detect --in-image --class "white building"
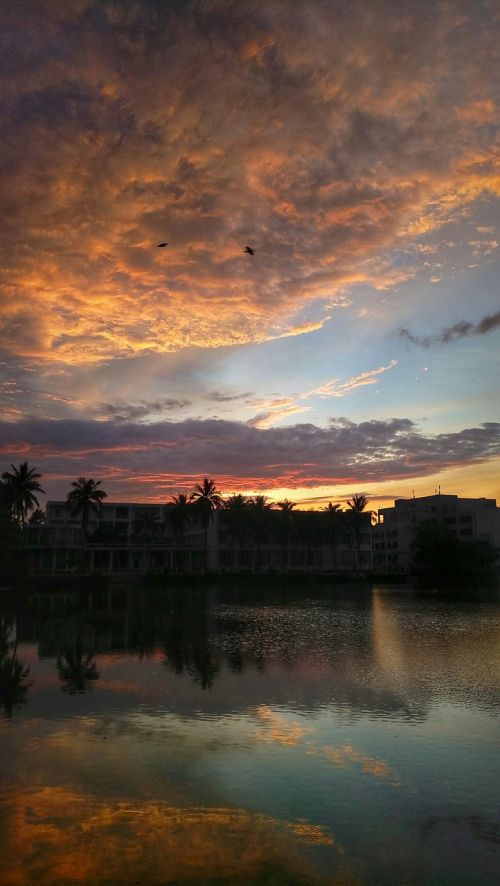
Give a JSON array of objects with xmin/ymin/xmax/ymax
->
[
  {"xmin": 24, "ymin": 500, "xmax": 373, "ymax": 576},
  {"xmin": 372, "ymin": 494, "xmax": 500, "ymax": 573}
]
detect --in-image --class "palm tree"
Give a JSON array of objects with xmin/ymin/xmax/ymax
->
[
  {"xmin": 167, "ymin": 493, "xmax": 192, "ymax": 571},
  {"xmin": 323, "ymin": 502, "xmax": 342, "ymax": 571},
  {"xmin": 1, "ymin": 462, "xmax": 45, "ymax": 529},
  {"xmin": 248, "ymin": 495, "xmax": 273, "ymax": 571},
  {"xmin": 190, "ymin": 478, "xmax": 223, "ymax": 569},
  {"xmin": 346, "ymin": 493, "xmax": 371, "ymax": 570},
  {"xmin": 276, "ymin": 500, "xmax": 296, "ymax": 571},
  {"xmin": 223, "ymin": 494, "xmax": 250, "ymax": 569},
  {"xmin": 66, "ymin": 478, "xmax": 107, "ymax": 558},
  {"xmin": 132, "ymin": 508, "xmax": 163, "ymax": 571}
]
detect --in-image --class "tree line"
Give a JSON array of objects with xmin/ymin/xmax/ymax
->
[{"xmin": 0, "ymin": 463, "xmax": 371, "ymax": 563}]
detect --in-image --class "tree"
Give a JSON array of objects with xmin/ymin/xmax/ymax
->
[
  {"xmin": 167, "ymin": 493, "xmax": 192, "ymax": 571},
  {"xmin": 190, "ymin": 478, "xmax": 223, "ymax": 569},
  {"xmin": 248, "ymin": 495, "xmax": 273, "ymax": 571},
  {"xmin": 346, "ymin": 493, "xmax": 371, "ymax": 570},
  {"xmin": 66, "ymin": 478, "xmax": 107, "ymax": 557},
  {"xmin": 411, "ymin": 521, "xmax": 498, "ymax": 589},
  {"xmin": 323, "ymin": 502, "xmax": 342, "ymax": 571},
  {"xmin": 275, "ymin": 500, "xmax": 296, "ymax": 570},
  {"xmin": 223, "ymin": 494, "xmax": 250, "ymax": 569},
  {"xmin": 132, "ymin": 508, "xmax": 163, "ymax": 572},
  {"xmin": 346, "ymin": 493, "xmax": 369, "ymax": 514},
  {"xmin": 1, "ymin": 462, "xmax": 45, "ymax": 529}
]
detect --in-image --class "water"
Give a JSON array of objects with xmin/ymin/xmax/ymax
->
[{"xmin": 1, "ymin": 583, "xmax": 499, "ymax": 885}]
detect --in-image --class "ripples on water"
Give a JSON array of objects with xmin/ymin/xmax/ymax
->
[{"xmin": 0, "ymin": 583, "xmax": 499, "ymax": 885}]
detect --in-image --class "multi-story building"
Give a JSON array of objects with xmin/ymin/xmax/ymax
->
[
  {"xmin": 372, "ymin": 494, "xmax": 500, "ymax": 573},
  {"xmin": 24, "ymin": 500, "xmax": 373, "ymax": 576}
]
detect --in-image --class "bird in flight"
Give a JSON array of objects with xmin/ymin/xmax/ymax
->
[
  {"xmin": 157, "ymin": 242, "xmax": 168, "ymax": 247},
  {"xmin": 244, "ymin": 246, "xmax": 255, "ymax": 255}
]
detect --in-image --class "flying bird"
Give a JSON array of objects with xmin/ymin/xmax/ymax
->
[
  {"xmin": 244, "ymin": 246, "xmax": 255, "ymax": 255},
  {"xmin": 157, "ymin": 242, "xmax": 168, "ymax": 247}
]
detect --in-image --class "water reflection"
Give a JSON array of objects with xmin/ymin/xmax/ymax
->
[
  {"xmin": 0, "ymin": 615, "xmax": 31, "ymax": 717},
  {"xmin": 0, "ymin": 785, "xmax": 341, "ymax": 886},
  {"xmin": 57, "ymin": 632, "xmax": 99, "ymax": 695},
  {"xmin": 10, "ymin": 584, "xmax": 500, "ymax": 716},
  {"xmin": 0, "ymin": 584, "xmax": 499, "ymax": 885}
]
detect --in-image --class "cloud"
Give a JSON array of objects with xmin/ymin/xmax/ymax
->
[
  {"xmin": 0, "ymin": 415, "xmax": 498, "ymax": 500},
  {"xmin": 245, "ymin": 361, "xmax": 398, "ymax": 427},
  {"xmin": 0, "ymin": 1, "xmax": 498, "ymax": 363},
  {"xmin": 208, "ymin": 390, "xmax": 253, "ymax": 403},
  {"xmin": 302, "ymin": 360, "xmax": 398, "ymax": 398},
  {"xmin": 397, "ymin": 311, "xmax": 500, "ymax": 346},
  {"xmin": 247, "ymin": 404, "xmax": 311, "ymax": 429},
  {"xmin": 93, "ymin": 398, "xmax": 191, "ymax": 422}
]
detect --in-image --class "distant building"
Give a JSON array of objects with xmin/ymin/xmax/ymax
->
[
  {"xmin": 24, "ymin": 500, "xmax": 373, "ymax": 576},
  {"xmin": 372, "ymin": 494, "xmax": 500, "ymax": 573}
]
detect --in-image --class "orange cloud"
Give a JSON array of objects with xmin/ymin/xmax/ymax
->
[{"xmin": 0, "ymin": 2, "xmax": 498, "ymax": 365}]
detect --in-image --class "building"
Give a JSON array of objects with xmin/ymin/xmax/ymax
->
[
  {"xmin": 24, "ymin": 500, "xmax": 373, "ymax": 576},
  {"xmin": 372, "ymin": 494, "xmax": 500, "ymax": 573}
]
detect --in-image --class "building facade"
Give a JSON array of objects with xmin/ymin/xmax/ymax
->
[
  {"xmin": 372, "ymin": 494, "xmax": 500, "ymax": 573},
  {"xmin": 24, "ymin": 500, "xmax": 373, "ymax": 576}
]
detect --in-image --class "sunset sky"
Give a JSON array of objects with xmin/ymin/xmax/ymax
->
[{"xmin": 1, "ymin": 0, "xmax": 499, "ymax": 509}]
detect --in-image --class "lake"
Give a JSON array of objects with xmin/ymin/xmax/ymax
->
[{"xmin": 0, "ymin": 583, "xmax": 499, "ymax": 885}]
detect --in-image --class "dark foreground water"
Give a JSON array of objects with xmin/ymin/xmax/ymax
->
[{"xmin": 0, "ymin": 583, "xmax": 499, "ymax": 885}]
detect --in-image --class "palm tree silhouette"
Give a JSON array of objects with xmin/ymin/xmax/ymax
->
[
  {"xmin": 132, "ymin": 508, "xmax": 163, "ymax": 571},
  {"xmin": 190, "ymin": 478, "xmax": 223, "ymax": 569},
  {"xmin": 66, "ymin": 478, "xmax": 107, "ymax": 558},
  {"xmin": 167, "ymin": 493, "xmax": 192, "ymax": 571},
  {"xmin": 323, "ymin": 502, "xmax": 342, "ymax": 571},
  {"xmin": 346, "ymin": 493, "xmax": 371, "ymax": 570},
  {"xmin": 223, "ymin": 494, "xmax": 250, "ymax": 569},
  {"xmin": 248, "ymin": 495, "xmax": 273, "ymax": 571},
  {"xmin": 1, "ymin": 462, "xmax": 45, "ymax": 530},
  {"xmin": 276, "ymin": 500, "xmax": 296, "ymax": 570}
]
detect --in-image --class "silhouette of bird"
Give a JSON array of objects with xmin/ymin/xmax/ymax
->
[
  {"xmin": 244, "ymin": 246, "xmax": 255, "ymax": 255},
  {"xmin": 157, "ymin": 242, "xmax": 168, "ymax": 247}
]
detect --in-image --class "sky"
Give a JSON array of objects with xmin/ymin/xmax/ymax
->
[{"xmin": 0, "ymin": 0, "xmax": 499, "ymax": 510}]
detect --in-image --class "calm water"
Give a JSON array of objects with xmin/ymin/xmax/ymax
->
[{"xmin": 0, "ymin": 583, "xmax": 499, "ymax": 885}]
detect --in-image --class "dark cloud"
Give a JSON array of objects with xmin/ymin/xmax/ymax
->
[
  {"xmin": 208, "ymin": 391, "xmax": 253, "ymax": 403},
  {"xmin": 397, "ymin": 311, "xmax": 500, "ymax": 347},
  {"xmin": 95, "ymin": 398, "xmax": 191, "ymax": 422},
  {"xmin": 0, "ymin": 416, "xmax": 498, "ymax": 499}
]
